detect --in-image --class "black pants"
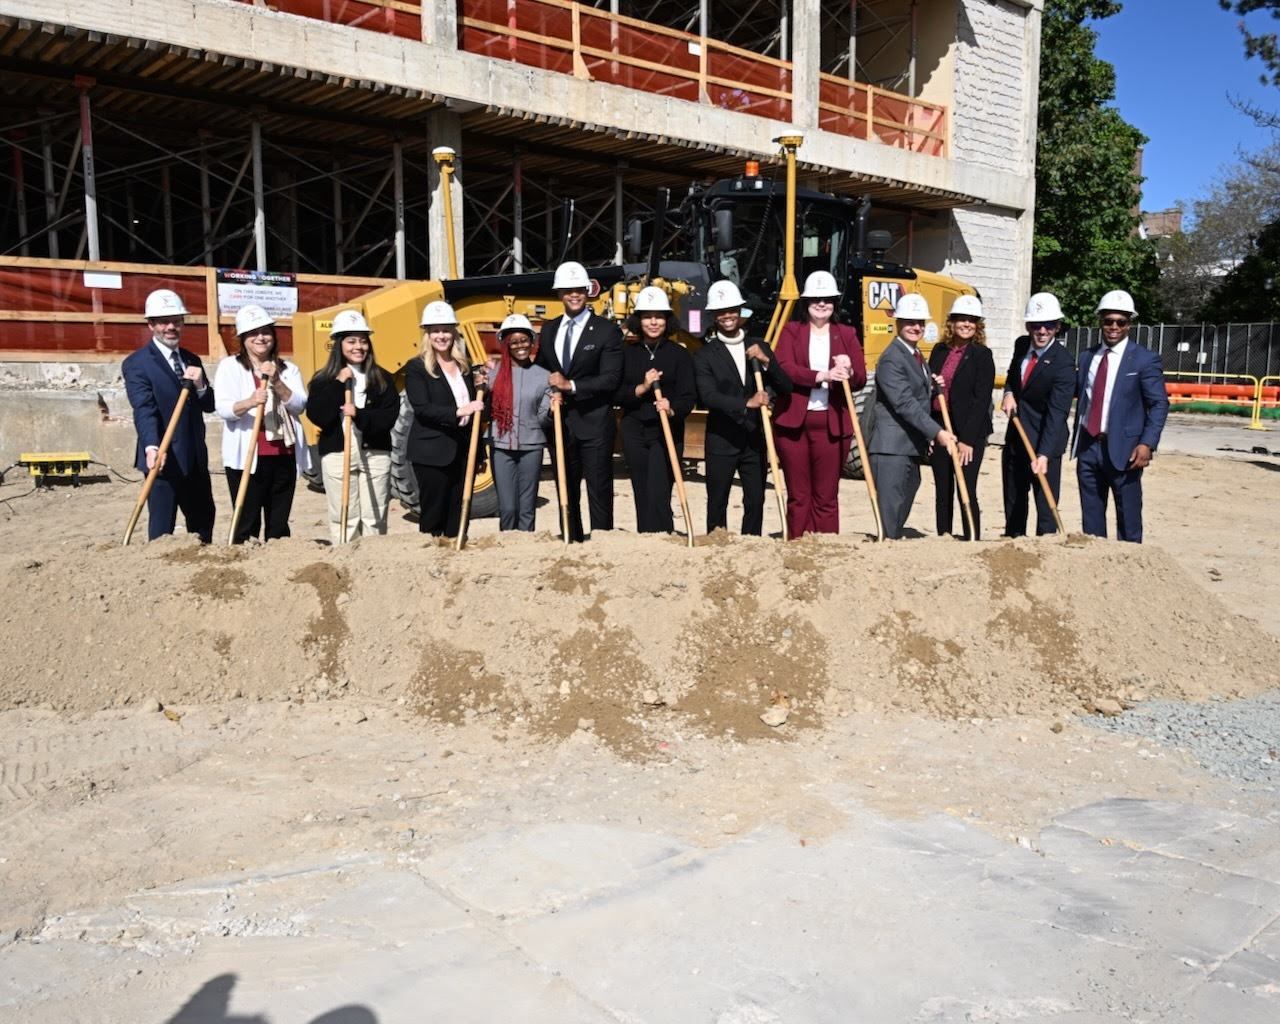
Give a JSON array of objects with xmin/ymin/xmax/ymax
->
[
  {"xmin": 148, "ymin": 466, "xmax": 215, "ymax": 543},
  {"xmin": 548, "ymin": 420, "xmax": 615, "ymax": 542},
  {"xmin": 224, "ymin": 453, "xmax": 296, "ymax": 544},
  {"xmin": 414, "ymin": 450, "xmax": 467, "ymax": 537},
  {"xmin": 930, "ymin": 441, "xmax": 985, "ymax": 539},
  {"xmin": 1001, "ymin": 444, "xmax": 1061, "ymax": 536},
  {"xmin": 620, "ymin": 415, "xmax": 681, "ymax": 534},
  {"xmin": 705, "ymin": 446, "xmax": 766, "ymax": 536}
]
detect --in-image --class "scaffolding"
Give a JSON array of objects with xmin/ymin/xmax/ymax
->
[{"xmin": 1, "ymin": 3, "xmax": 942, "ymax": 293}]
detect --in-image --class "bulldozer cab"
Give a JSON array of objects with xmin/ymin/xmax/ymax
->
[{"xmin": 680, "ymin": 177, "xmax": 858, "ymax": 339}]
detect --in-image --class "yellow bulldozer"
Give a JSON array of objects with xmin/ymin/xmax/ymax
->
[{"xmin": 292, "ymin": 140, "xmax": 976, "ymax": 516}]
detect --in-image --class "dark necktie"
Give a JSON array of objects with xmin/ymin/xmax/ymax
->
[
  {"xmin": 914, "ymin": 348, "xmax": 926, "ymax": 378},
  {"xmin": 169, "ymin": 350, "xmax": 184, "ymax": 376},
  {"xmin": 1022, "ymin": 350, "xmax": 1038, "ymax": 387},
  {"xmin": 1086, "ymin": 349, "xmax": 1110, "ymax": 436},
  {"xmin": 560, "ymin": 319, "xmax": 575, "ymax": 374}
]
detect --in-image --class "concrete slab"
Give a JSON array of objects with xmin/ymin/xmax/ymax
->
[{"xmin": 3, "ymin": 795, "xmax": 1280, "ymax": 1022}]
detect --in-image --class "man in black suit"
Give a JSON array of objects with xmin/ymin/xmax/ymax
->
[
  {"xmin": 1000, "ymin": 292, "xmax": 1077, "ymax": 536},
  {"xmin": 692, "ymin": 280, "xmax": 792, "ymax": 536},
  {"xmin": 122, "ymin": 288, "xmax": 216, "ymax": 542},
  {"xmin": 536, "ymin": 261, "xmax": 624, "ymax": 542}
]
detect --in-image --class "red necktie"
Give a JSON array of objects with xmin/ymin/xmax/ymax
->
[
  {"xmin": 914, "ymin": 349, "xmax": 925, "ymax": 375},
  {"xmin": 1021, "ymin": 350, "xmax": 1037, "ymax": 387},
  {"xmin": 1086, "ymin": 349, "xmax": 1110, "ymax": 436}
]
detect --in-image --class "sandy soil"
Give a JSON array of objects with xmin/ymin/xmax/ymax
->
[{"xmin": 1, "ymin": 415, "xmax": 1279, "ymax": 970}]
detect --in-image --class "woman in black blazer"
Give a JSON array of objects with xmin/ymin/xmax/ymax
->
[
  {"xmin": 928, "ymin": 296, "xmax": 996, "ymax": 539},
  {"xmin": 404, "ymin": 300, "xmax": 485, "ymax": 537},
  {"xmin": 305, "ymin": 312, "xmax": 400, "ymax": 543}
]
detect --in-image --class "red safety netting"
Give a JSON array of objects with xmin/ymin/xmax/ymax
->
[
  {"xmin": 463, "ymin": 0, "xmax": 791, "ymax": 121},
  {"xmin": 819, "ymin": 78, "xmax": 870, "ymax": 139},
  {"xmin": 0, "ymin": 269, "xmax": 207, "ymax": 317},
  {"xmin": 819, "ymin": 79, "xmax": 946, "ymax": 156},
  {"xmin": 578, "ymin": 14, "xmax": 698, "ymax": 99},
  {"xmin": 706, "ymin": 49, "xmax": 790, "ymax": 122},
  {"xmin": 255, "ymin": 0, "xmax": 421, "ymax": 41},
  {"xmin": 0, "ymin": 267, "xmax": 387, "ymax": 358},
  {"xmin": 463, "ymin": 0, "xmax": 575, "ymax": 75}
]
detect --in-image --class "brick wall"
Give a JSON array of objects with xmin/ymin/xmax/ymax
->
[{"xmin": 951, "ymin": 0, "xmax": 1034, "ymax": 176}]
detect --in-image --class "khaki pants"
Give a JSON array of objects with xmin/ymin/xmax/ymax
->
[{"xmin": 320, "ymin": 450, "xmax": 391, "ymax": 544}]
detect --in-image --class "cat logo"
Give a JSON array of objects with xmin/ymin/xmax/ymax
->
[{"xmin": 866, "ymin": 280, "xmax": 904, "ymax": 311}]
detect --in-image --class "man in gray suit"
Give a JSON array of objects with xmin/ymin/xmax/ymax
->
[{"xmin": 868, "ymin": 293, "xmax": 957, "ymax": 539}]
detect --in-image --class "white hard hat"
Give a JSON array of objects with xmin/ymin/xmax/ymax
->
[
  {"xmin": 234, "ymin": 304, "xmax": 275, "ymax": 336},
  {"xmin": 948, "ymin": 295, "xmax": 984, "ymax": 319},
  {"xmin": 329, "ymin": 309, "xmax": 372, "ymax": 337},
  {"xmin": 893, "ymin": 293, "xmax": 931, "ymax": 320},
  {"xmin": 144, "ymin": 289, "xmax": 188, "ymax": 319},
  {"xmin": 420, "ymin": 300, "xmax": 459, "ymax": 327},
  {"xmin": 1095, "ymin": 289, "xmax": 1137, "ymax": 316},
  {"xmin": 552, "ymin": 261, "xmax": 591, "ymax": 290},
  {"xmin": 1024, "ymin": 292, "xmax": 1064, "ymax": 322},
  {"xmin": 633, "ymin": 286, "xmax": 673, "ymax": 313},
  {"xmin": 705, "ymin": 280, "xmax": 745, "ymax": 311},
  {"xmin": 801, "ymin": 270, "xmax": 840, "ymax": 298},
  {"xmin": 498, "ymin": 313, "xmax": 535, "ymax": 337}
]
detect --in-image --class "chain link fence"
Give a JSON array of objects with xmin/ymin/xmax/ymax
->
[{"xmin": 1059, "ymin": 323, "xmax": 1280, "ymax": 380}]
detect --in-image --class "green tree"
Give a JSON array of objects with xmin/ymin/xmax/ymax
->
[
  {"xmin": 1034, "ymin": 1, "xmax": 1161, "ymax": 322},
  {"xmin": 1155, "ymin": 142, "xmax": 1280, "ymax": 320},
  {"xmin": 1198, "ymin": 215, "xmax": 1280, "ymax": 321},
  {"xmin": 1219, "ymin": 1, "xmax": 1280, "ymax": 85}
]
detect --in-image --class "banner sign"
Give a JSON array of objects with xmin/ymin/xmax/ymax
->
[{"xmin": 216, "ymin": 269, "xmax": 298, "ymax": 319}]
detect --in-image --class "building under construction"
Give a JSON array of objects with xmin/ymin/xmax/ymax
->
[{"xmin": 0, "ymin": 0, "xmax": 1042, "ymax": 363}]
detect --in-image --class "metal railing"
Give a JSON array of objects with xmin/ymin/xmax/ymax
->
[
  {"xmin": 1060, "ymin": 323, "xmax": 1280, "ymax": 380},
  {"xmin": 229, "ymin": 0, "xmax": 949, "ymax": 155}
]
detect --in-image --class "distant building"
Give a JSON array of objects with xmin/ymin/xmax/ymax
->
[{"xmin": 1142, "ymin": 210, "xmax": 1184, "ymax": 240}]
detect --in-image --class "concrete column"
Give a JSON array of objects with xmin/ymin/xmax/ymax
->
[
  {"xmin": 426, "ymin": 109, "xmax": 464, "ymax": 280},
  {"xmin": 790, "ymin": 1, "xmax": 820, "ymax": 129},
  {"xmin": 422, "ymin": 0, "xmax": 458, "ymax": 49},
  {"xmin": 1014, "ymin": 3, "xmax": 1043, "ymax": 313}
]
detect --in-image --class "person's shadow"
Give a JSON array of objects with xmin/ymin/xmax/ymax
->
[{"xmin": 165, "ymin": 974, "xmax": 378, "ymax": 1024}]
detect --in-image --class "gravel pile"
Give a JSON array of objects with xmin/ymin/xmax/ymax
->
[{"xmin": 1086, "ymin": 690, "xmax": 1280, "ymax": 786}]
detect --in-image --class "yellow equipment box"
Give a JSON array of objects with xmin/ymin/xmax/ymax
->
[{"xmin": 18, "ymin": 452, "xmax": 93, "ymax": 486}]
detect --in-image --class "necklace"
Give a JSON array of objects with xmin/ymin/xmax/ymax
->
[{"xmin": 643, "ymin": 342, "xmax": 660, "ymax": 361}]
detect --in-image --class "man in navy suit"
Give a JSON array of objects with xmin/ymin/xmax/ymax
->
[
  {"xmin": 1000, "ymin": 292, "xmax": 1077, "ymax": 536},
  {"xmin": 536, "ymin": 261, "xmax": 623, "ymax": 542},
  {"xmin": 1072, "ymin": 289, "xmax": 1169, "ymax": 543},
  {"xmin": 122, "ymin": 289, "xmax": 216, "ymax": 542}
]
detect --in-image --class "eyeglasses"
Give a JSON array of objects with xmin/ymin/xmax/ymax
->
[
  {"xmin": 1028, "ymin": 321, "xmax": 1058, "ymax": 331},
  {"xmin": 1100, "ymin": 317, "xmax": 1130, "ymax": 327}
]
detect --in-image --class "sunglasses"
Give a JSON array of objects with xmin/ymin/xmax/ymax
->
[
  {"xmin": 1100, "ymin": 317, "xmax": 1130, "ymax": 327},
  {"xmin": 1028, "ymin": 321, "xmax": 1058, "ymax": 331}
]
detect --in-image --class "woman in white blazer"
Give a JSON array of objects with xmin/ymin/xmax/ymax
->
[{"xmin": 214, "ymin": 305, "xmax": 310, "ymax": 543}]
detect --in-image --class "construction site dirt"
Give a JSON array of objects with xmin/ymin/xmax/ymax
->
[{"xmin": 1, "ymin": 412, "xmax": 1278, "ymax": 1022}]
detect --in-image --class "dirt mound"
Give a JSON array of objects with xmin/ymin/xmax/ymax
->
[{"xmin": 3, "ymin": 528, "xmax": 1276, "ymax": 759}]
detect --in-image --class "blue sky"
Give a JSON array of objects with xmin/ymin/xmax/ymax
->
[{"xmin": 1092, "ymin": 0, "xmax": 1280, "ymax": 214}]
